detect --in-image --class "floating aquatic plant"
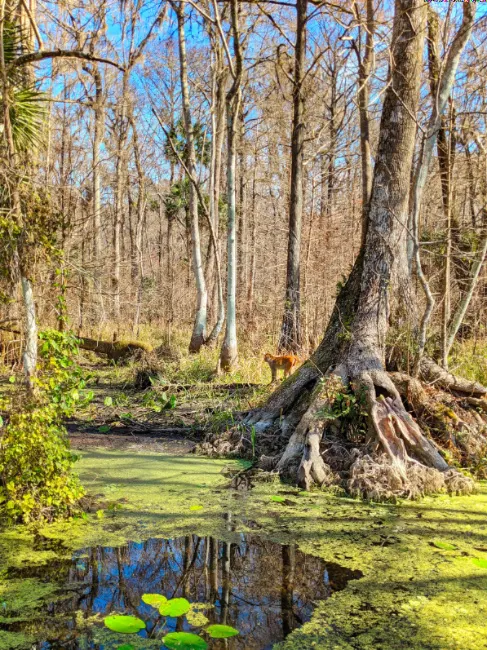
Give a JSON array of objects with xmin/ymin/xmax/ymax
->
[
  {"xmin": 104, "ymin": 614, "xmax": 146, "ymax": 634},
  {"xmin": 104, "ymin": 593, "xmax": 239, "ymax": 647}
]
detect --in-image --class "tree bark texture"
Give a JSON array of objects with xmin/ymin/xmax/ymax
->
[
  {"xmin": 248, "ymin": 0, "xmax": 445, "ymax": 489},
  {"xmin": 219, "ymin": 0, "xmax": 243, "ymax": 372},
  {"xmin": 176, "ymin": 2, "xmax": 208, "ymax": 353},
  {"xmin": 278, "ymin": 0, "xmax": 307, "ymax": 354}
]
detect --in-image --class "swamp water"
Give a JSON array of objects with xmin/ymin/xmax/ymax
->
[
  {"xmin": 4, "ymin": 533, "xmax": 362, "ymax": 649},
  {"xmin": 5, "ymin": 451, "xmax": 487, "ymax": 649}
]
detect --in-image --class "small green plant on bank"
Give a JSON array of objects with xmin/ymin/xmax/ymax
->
[
  {"xmin": 141, "ymin": 390, "xmax": 177, "ymax": 412},
  {"xmin": 0, "ymin": 330, "xmax": 92, "ymax": 524},
  {"xmin": 316, "ymin": 375, "xmax": 368, "ymax": 441}
]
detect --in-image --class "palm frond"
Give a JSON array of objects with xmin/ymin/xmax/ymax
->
[
  {"xmin": 2, "ymin": 20, "xmax": 23, "ymax": 65},
  {"xmin": 9, "ymin": 87, "xmax": 47, "ymax": 152}
]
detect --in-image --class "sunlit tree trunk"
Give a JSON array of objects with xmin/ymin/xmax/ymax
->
[
  {"xmin": 130, "ymin": 116, "xmax": 145, "ymax": 335},
  {"xmin": 112, "ymin": 70, "xmax": 129, "ymax": 323},
  {"xmin": 355, "ymin": 0, "xmax": 375, "ymax": 237},
  {"xmin": 247, "ymin": 162, "xmax": 257, "ymax": 315},
  {"xmin": 176, "ymin": 2, "xmax": 208, "ymax": 352},
  {"xmin": 444, "ymin": 135, "xmax": 487, "ymax": 359},
  {"xmin": 92, "ymin": 65, "xmax": 104, "ymax": 262},
  {"xmin": 249, "ymin": 0, "xmax": 447, "ymax": 489},
  {"xmin": 278, "ymin": 0, "xmax": 307, "ymax": 354},
  {"xmin": 219, "ymin": 0, "xmax": 243, "ymax": 372},
  {"xmin": 21, "ymin": 275, "xmax": 38, "ymax": 390},
  {"xmin": 409, "ymin": 2, "xmax": 476, "ymax": 369},
  {"xmin": 205, "ymin": 31, "xmax": 226, "ymax": 346},
  {"xmin": 220, "ymin": 91, "xmax": 240, "ymax": 370},
  {"xmin": 237, "ymin": 107, "xmax": 247, "ymax": 305}
]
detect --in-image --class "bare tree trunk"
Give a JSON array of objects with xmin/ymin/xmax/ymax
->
[
  {"xmin": 92, "ymin": 65, "xmax": 104, "ymax": 261},
  {"xmin": 205, "ymin": 34, "xmax": 226, "ymax": 345},
  {"xmin": 464, "ymin": 140, "xmax": 477, "ymax": 228},
  {"xmin": 176, "ymin": 1, "xmax": 208, "ymax": 352},
  {"xmin": 426, "ymin": 17, "xmax": 459, "ymax": 368},
  {"xmin": 220, "ymin": 92, "xmax": 240, "ymax": 370},
  {"xmin": 302, "ymin": 176, "xmax": 315, "ymax": 348},
  {"xmin": 278, "ymin": 0, "xmax": 307, "ymax": 354},
  {"xmin": 129, "ymin": 116, "xmax": 145, "ymax": 335},
  {"xmin": 166, "ymin": 165, "xmax": 175, "ymax": 332},
  {"xmin": 440, "ymin": 101, "xmax": 456, "ymax": 369},
  {"xmin": 237, "ymin": 107, "xmax": 246, "ymax": 305},
  {"xmin": 408, "ymin": 2, "xmax": 476, "ymax": 369},
  {"xmin": 444, "ymin": 135, "xmax": 487, "ymax": 358},
  {"xmin": 21, "ymin": 275, "xmax": 37, "ymax": 386},
  {"xmin": 247, "ymin": 162, "xmax": 257, "ymax": 315},
  {"xmin": 219, "ymin": 0, "xmax": 243, "ymax": 372},
  {"xmin": 112, "ymin": 71, "xmax": 129, "ymax": 323},
  {"xmin": 354, "ymin": 0, "xmax": 375, "ymax": 237},
  {"xmin": 249, "ymin": 0, "xmax": 449, "ymax": 489},
  {"xmin": 326, "ymin": 65, "xmax": 336, "ymax": 219}
]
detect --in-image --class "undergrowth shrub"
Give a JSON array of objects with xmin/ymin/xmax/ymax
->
[
  {"xmin": 450, "ymin": 337, "xmax": 487, "ymax": 387},
  {"xmin": 0, "ymin": 330, "xmax": 91, "ymax": 524}
]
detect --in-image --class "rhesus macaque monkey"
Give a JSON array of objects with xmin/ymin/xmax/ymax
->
[{"xmin": 263, "ymin": 353, "xmax": 300, "ymax": 383}]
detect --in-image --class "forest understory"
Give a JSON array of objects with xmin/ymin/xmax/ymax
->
[
  {"xmin": 2, "ymin": 0, "xmax": 487, "ymax": 648},
  {"xmin": 3, "ymin": 326, "xmax": 487, "ymax": 504}
]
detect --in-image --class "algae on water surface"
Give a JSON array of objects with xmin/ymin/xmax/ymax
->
[{"xmin": 1, "ymin": 450, "xmax": 487, "ymax": 649}]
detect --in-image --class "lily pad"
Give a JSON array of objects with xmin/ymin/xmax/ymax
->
[
  {"xmin": 432, "ymin": 541, "xmax": 457, "ymax": 551},
  {"xmin": 472, "ymin": 558, "xmax": 487, "ymax": 569},
  {"xmin": 270, "ymin": 495, "xmax": 286, "ymax": 503},
  {"xmin": 159, "ymin": 597, "xmax": 191, "ymax": 617},
  {"xmin": 142, "ymin": 593, "xmax": 167, "ymax": 608},
  {"xmin": 206, "ymin": 624, "xmax": 239, "ymax": 638},
  {"xmin": 186, "ymin": 604, "xmax": 209, "ymax": 627},
  {"xmin": 104, "ymin": 614, "xmax": 146, "ymax": 634},
  {"xmin": 117, "ymin": 646, "xmax": 135, "ymax": 650},
  {"xmin": 189, "ymin": 505, "xmax": 203, "ymax": 511},
  {"xmin": 162, "ymin": 632, "xmax": 208, "ymax": 649}
]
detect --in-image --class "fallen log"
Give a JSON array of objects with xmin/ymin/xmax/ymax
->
[
  {"xmin": 419, "ymin": 357, "xmax": 487, "ymax": 397},
  {"xmin": 0, "ymin": 326, "xmax": 152, "ymax": 364},
  {"xmin": 78, "ymin": 337, "xmax": 152, "ymax": 362}
]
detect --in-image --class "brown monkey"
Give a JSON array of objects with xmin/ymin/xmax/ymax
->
[{"xmin": 263, "ymin": 353, "xmax": 300, "ymax": 383}]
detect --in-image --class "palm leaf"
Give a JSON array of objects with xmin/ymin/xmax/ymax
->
[
  {"xmin": 2, "ymin": 20, "xmax": 23, "ymax": 65},
  {"xmin": 9, "ymin": 87, "xmax": 47, "ymax": 152}
]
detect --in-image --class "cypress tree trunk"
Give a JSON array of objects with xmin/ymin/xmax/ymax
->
[
  {"xmin": 278, "ymin": 0, "xmax": 307, "ymax": 354},
  {"xmin": 176, "ymin": 2, "xmax": 208, "ymax": 353},
  {"xmin": 248, "ymin": 0, "xmax": 453, "ymax": 489},
  {"xmin": 219, "ymin": 0, "xmax": 243, "ymax": 372},
  {"xmin": 92, "ymin": 65, "xmax": 104, "ymax": 262}
]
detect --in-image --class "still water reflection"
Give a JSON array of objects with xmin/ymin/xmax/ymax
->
[{"xmin": 19, "ymin": 531, "xmax": 362, "ymax": 649}]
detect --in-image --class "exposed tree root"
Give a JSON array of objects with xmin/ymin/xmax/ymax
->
[
  {"xmin": 419, "ymin": 357, "xmax": 487, "ymax": 397},
  {"xmin": 297, "ymin": 426, "xmax": 337, "ymax": 490},
  {"xmin": 200, "ymin": 358, "xmax": 484, "ymax": 500},
  {"xmin": 348, "ymin": 454, "xmax": 475, "ymax": 501},
  {"xmin": 351, "ymin": 367, "xmax": 448, "ymax": 473},
  {"xmin": 390, "ymin": 372, "xmax": 487, "ymax": 463}
]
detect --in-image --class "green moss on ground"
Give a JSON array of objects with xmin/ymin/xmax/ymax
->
[{"xmin": 1, "ymin": 451, "xmax": 487, "ymax": 649}]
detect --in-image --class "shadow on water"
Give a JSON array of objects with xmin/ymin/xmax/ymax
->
[{"xmin": 7, "ymin": 524, "xmax": 363, "ymax": 650}]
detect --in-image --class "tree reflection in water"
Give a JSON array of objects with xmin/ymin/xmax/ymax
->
[{"xmin": 29, "ymin": 530, "xmax": 362, "ymax": 649}]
